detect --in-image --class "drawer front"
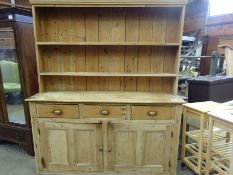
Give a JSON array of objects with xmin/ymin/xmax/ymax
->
[
  {"xmin": 132, "ymin": 106, "xmax": 175, "ymax": 120},
  {"xmin": 37, "ymin": 104, "xmax": 79, "ymax": 118},
  {"xmin": 83, "ymin": 105, "xmax": 126, "ymax": 119}
]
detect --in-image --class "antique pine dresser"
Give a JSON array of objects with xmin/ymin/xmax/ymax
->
[{"xmin": 27, "ymin": 0, "xmax": 187, "ymax": 174}]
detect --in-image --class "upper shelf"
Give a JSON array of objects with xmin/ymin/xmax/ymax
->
[{"xmin": 37, "ymin": 42, "xmax": 180, "ymax": 46}]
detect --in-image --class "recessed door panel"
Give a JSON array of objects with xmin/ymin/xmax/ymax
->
[
  {"xmin": 108, "ymin": 122, "xmax": 172, "ymax": 173},
  {"xmin": 38, "ymin": 120, "xmax": 103, "ymax": 172}
]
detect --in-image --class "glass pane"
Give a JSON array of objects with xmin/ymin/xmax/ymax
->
[{"xmin": 0, "ymin": 27, "xmax": 26, "ymax": 125}]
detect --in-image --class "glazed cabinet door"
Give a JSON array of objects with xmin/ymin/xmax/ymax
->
[
  {"xmin": 107, "ymin": 122, "xmax": 173, "ymax": 174},
  {"xmin": 37, "ymin": 120, "xmax": 103, "ymax": 172}
]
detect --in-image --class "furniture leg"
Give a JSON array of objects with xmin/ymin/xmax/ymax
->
[
  {"xmin": 197, "ymin": 114, "xmax": 205, "ymax": 174},
  {"xmin": 182, "ymin": 108, "xmax": 187, "ymax": 163},
  {"xmin": 205, "ymin": 118, "xmax": 214, "ymax": 175}
]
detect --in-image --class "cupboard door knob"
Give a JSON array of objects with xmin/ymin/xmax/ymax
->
[
  {"xmin": 100, "ymin": 110, "xmax": 110, "ymax": 115},
  {"xmin": 147, "ymin": 111, "xmax": 157, "ymax": 116},
  {"xmin": 99, "ymin": 146, "xmax": 103, "ymax": 151},
  {"xmin": 53, "ymin": 110, "xmax": 62, "ymax": 115},
  {"xmin": 108, "ymin": 147, "xmax": 112, "ymax": 152}
]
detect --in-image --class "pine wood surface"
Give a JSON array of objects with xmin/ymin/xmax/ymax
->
[
  {"xmin": 182, "ymin": 103, "xmax": 232, "ymax": 175},
  {"xmin": 33, "ymin": 7, "xmax": 183, "ymax": 93},
  {"xmin": 205, "ymin": 109, "xmax": 233, "ymax": 175},
  {"xmin": 208, "ymin": 108, "xmax": 233, "ymax": 126},
  {"xmin": 183, "ymin": 101, "xmax": 231, "ymax": 113},
  {"xmin": 219, "ymin": 45, "xmax": 233, "ymax": 76},
  {"xmin": 27, "ymin": 91, "xmax": 184, "ymax": 104},
  {"xmin": 29, "ymin": 1, "xmax": 186, "ymax": 174}
]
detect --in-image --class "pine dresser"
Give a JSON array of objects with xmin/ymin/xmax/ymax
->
[{"xmin": 27, "ymin": 0, "xmax": 187, "ymax": 174}]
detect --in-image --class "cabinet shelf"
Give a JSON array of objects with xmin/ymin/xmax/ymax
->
[
  {"xmin": 37, "ymin": 42, "xmax": 180, "ymax": 46},
  {"xmin": 40, "ymin": 72, "xmax": 178, "ymax": 77}
]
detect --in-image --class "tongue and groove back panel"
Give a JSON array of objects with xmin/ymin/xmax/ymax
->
[{"xmin": 34, "ymin": 7, "xmax": 183, "ymax": 93}]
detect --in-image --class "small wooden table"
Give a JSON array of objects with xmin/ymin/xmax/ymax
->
[
  {"xmin": 182, "ymin": 101, "xmax": 230, "ymax": 175},
  {"xmin": 206, "ymin": 108, "xmax": 233, "ymax": 175}
]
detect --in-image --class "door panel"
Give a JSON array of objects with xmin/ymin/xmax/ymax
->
[
  {"xmin": 38, "ymin": 120, "xmax": 103, "ymax": 172},
  {"xmin": 73, "ymin": 124, "xmax": 103, "ymax": 171},
  {"xmin": 47, "ymin": 129, "xmax": 69, "ymax": 165},
  {"xmin": 107, "ymin": 122, "xmax": 172, "ymax": 173},
  {"xmin": 114, "ymin": 129, "xmax": 137, "ymax": 167}
]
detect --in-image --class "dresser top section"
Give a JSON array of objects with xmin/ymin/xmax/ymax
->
[
  {"xmin": 29, "ymin": 0, "xmax": 188, "ymax": 6},
  {"xmin": 27, "ymin": 92, "xmax": 185, "ymax": 104}
]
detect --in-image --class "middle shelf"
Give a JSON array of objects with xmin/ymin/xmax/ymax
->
[
  {"xmin": 37, "ymin": 42, "xmax": 180, "ymax": 46},
  {"xmin": 39, "ymin": 72, "xmax": 178, "ymax": 77}
]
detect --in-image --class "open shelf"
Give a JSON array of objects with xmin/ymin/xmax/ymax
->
[
  {"xmin": 186, "ymin": 130, "xmax": 227, "ymax": 144},
  {"xmin": 185, "ymin": 143, "xmax": 207, "ymax": 157},
  {"xmin": 213, "ymin": 142, "xmax": 232, "ymax": 160},
  {"xmin": 40, "ymin": 72, "xmax": 178, "ymax": 77},
  {"xmin": 184, "ymin": 156, "xmax": 206, "ymax": 174},
  {"xmin": 212, "ymin": 158, "xmax": 229, "ymax": 175},
  {"xmin": 37, "ymin": 42, "xmax": 180, "ymax": 46}
]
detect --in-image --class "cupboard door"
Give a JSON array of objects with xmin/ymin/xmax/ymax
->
[
  {"xmin": 37, "ymin": 120, "xmax": 103, "ymax": 172},
  {"xmin": 107, "ymin": 123, "xmax": 172, "ymax": 173}
]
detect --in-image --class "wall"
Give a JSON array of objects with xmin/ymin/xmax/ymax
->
[
  {"xmin": 0, "ymin": 0, "xmax": 31, "ymax": 8},
  {"xmin": 184, "ymin": 0, "xmax": 233, "ymax": 48},
  {"xmin": 184, "ymin": 0, "xmax": 208, "ymax": 36}
]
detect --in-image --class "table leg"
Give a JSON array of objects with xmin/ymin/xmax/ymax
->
[
  {"xmin": 198, "ymin": 114, "xmax": 205, "ymax": 174},
  {"xmin": 205, "ymin": 118, "xmax": 214, "ymax": 175},
  {"xmin": 181, "ymin": 108, "xmax": 187, "ymax": 164},
  {"xmin": 229, "ymin": 135, "xmax": 233, "ymax": 175}
]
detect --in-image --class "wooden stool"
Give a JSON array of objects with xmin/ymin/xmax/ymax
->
[
  {"xmin": 182, "ymin": 101, "xmax": 230, "ymax": 175},
  {"xmin": 206, "ymin": 108, "xmax": 233, "ymax": 175}
]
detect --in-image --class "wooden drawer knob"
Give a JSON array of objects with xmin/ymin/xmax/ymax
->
[
  {"xmin": 99, "ymin": 146, "xmax": 103, "ymax": 152},
  {"xmin": 108, "ymin": 147, "xmax": 112, "ymax": 152},
  {"xmin": 100, "ymin": 110, "xmax": 110, "ymax": 115},
  {"xmin": 147, "ymin": 111, "xmax": 157, "ymax": 116},
  {"xmin": 53, "ymin": 110, "xmax": 62, "ymax": 115}
]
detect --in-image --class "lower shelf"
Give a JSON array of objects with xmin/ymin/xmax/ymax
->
[
  {"xmin": 212, "ymin": 158, "xmax": 229, "ymax": 175},
  {"xmin": 185, "ymin": 143, "xmax": 207, "ymax": 157},
  {"xmin": 184, "ymin": 156, "xmax": 206, "ymax": 174},
  {"xmin": 211, "ymin": 142, "xmax": 232, "ymax": 175}
]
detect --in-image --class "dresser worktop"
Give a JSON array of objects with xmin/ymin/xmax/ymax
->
[{"xmin": 27, "ymin": 91, "xmax": 185, "ymax": 104}]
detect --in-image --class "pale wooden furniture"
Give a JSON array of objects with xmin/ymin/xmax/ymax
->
[
  {"xmin": 206, "ymin": 108, "xmax": 233, "ymax": 175},
  {"xmin": 219, "ymin": 45, "xmax": 233, "ymax": 76},
  {"xmin": 181, "ymin": 101, "xmax": 230, "ymax": 175},
  {"xmin": 27, "ymin": 0, "xmax": 187, "ymax": 174}
]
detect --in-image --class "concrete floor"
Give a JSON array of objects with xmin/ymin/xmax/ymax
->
[{"xmin": 0, "ymin": 142, "xmax": 193, "ymax": 175}]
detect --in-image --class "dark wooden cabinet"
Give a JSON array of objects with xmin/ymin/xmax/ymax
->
[{"xmin": 0, "ymin": 7, "xmax": 38, "ymax": 156}]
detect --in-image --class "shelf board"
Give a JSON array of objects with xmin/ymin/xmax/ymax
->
[
  {"xmin": 186, "ymin": 130, "xmax": 227, "ymax": 144},
  {"xmin": 26, "ymin": 91, "xmax": 185, "ymax": 104},
  {"xmin": 213, "ymin": 142, "xmax": 232, "ymax": 160},
  {"xmin": 37, "ymin": 42, "xmax": 180, "ymax": 46},
  {"xmin": 40, "ymin": 72, "xmax": 178, "ymax": 77}
]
